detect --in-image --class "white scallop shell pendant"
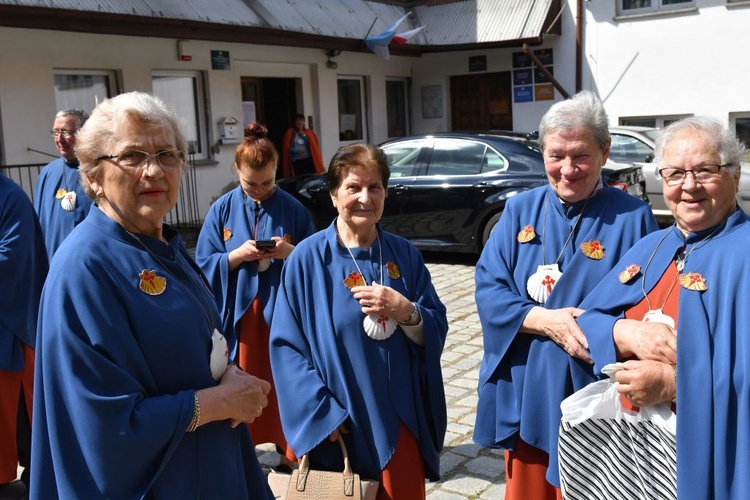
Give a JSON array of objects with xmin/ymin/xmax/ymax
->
[
  {"xmin": 258, "ymin": 258, "xmax": 271, "ymax": 273},
  {"xmin": 643, "ymin": 309, "xmax": 676, "ymax": 330},
  {"xmin": 60, "ymin": 191, "xmax": 76, "ymax": 211},
  {"xmin": 209, "ymin": 328, "xmax": 229, "ymax": 380},
  {"xmin": 526, "ymin": 263, "xmax": 562, "ymax": 304},
  {"xmin": 363, "ymin": 314, "xmax": 397, "ymax": 341}
]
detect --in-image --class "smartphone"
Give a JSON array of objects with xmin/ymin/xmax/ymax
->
[{"xmin": 255, "ymin": 240, "xmax": 275, "ymax": 250}]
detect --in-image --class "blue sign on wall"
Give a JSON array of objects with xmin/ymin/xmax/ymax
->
[
  {"xmin": 513, "ymin": 69, "xmax": 533, "ymax": 86},
  {"xmin": 514, "ymin": 86, "xmax": 533, "ymax": 103}
]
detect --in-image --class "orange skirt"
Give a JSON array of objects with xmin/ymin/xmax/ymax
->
[
  {"xmin": 0, "ymin": 344, "xmax": 33, "ymax": 483},
  {"xmin": 377, "ymin": 423, "xmax": 426, "ymax": 500},
  {"xmin": 504, "ymin": 438, "xmax": 562, "ymax": 500},
  {"xmin": 237, "ymin": 298, "xmax": 295, "ymax": 462}
]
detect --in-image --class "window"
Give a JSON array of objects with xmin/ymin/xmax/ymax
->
[
  {"xmin": 730, "ymin": 114, "xmax": 750, "ymax": 150},
  {"xmin": 610, "ymin": 134, "xmax": 655, "ymax": 164},
  {"xmin": 337, "ymin": 77, "xmax": 366, "ymax": 142},
  {"xmin": 620, "ymin": 116, "xmax": 688, "ymax": 128},
  {"xmin": 382, "ymin": 140, "xmax": 425, "ymax": 178},
  {"xmin": 619, "ymin": 0, "xmax": 693, "ymax": 14},
  {"xmin": 152, "ymin": 71, "xmax": 208, "ymax": 160},
  {"xmin": 386, "ymin": 78, "xmax": 410, "ymax": 139},
  {"xmin": 427, "ymin": 139, "xmax": 486, "ymax": 176},
  {"xmin": 54, "ymin": 70, "xmax": 115, "ymax": 114}
]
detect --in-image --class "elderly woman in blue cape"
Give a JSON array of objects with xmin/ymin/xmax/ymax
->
[
  {"xmin": 270, "ymin": 142, "xmax": 448, "ymax": 499},
  {"xmin": 473, "ymin": 90, "xmax": 658, "ymax": 498},
  {"xmin": 31, "ymin": 91, "xmax": 275, "ymax": 499},
  {"xmin": 576, "ymin": 116, "xmax": 750, "ymax": 498}
]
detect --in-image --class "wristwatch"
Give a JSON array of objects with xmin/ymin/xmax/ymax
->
[{"xmin": 400, "ymin": 302, "xmax": 420, "ymax": 326}]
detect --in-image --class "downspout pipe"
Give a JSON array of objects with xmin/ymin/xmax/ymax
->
[{"xmin": 576, "ymin": 0, "xmax": 583, "ymax": 92}]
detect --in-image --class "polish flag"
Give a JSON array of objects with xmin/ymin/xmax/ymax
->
[
  {"xmin": 365, "ymin": 14, "xmax": 423, "ymax": 60},
  {"xmin": 392, "ymin": 26, "xmax": 424, "ymax": 45}
]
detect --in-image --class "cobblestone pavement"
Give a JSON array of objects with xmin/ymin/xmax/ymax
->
[{"xmin": 258, "ymin": 254, "xmax": 506, "ymax": 499}]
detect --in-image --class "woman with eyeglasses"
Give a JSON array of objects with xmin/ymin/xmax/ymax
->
[
  {"xmin": 31, "ymin": 92, "xmax": 275, "ymax": 499},
  {"xmin": 195, "ymin": 122, "xmax": 315, "ymax": 472},
  {"xmin": 576, "ymin": 116, "xmax": 750, "ymax": 498}
]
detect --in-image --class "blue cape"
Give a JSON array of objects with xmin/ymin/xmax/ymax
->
[
  {"xmin": 270, "ymin": 222, "xmax": 448, "ymax": 481},
  {"xmin": 473, "ymin": 182, "xmax": 658, "ymax": 486},
  {"xmin": 0, "ymin": 174, "xmax": 47, "ymax": 370},
  {"xmin": 195, "ymin": 185, "xmax": 314, "ymax": 347},
  {"xmin": 33, "ymin": 157, "xmax": 93, "ymax": 261},
  {"xmin": 578, "ymin": 209, "xmax": 750, "ymax": 499},
  {"xmin": 31, "ymin": 206, "xmax": 273, "ymax": 499}
]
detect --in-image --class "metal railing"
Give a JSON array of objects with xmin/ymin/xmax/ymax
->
[{"xmin": 1, "ymin": 156, "xmax": 203, "ymax": 245}]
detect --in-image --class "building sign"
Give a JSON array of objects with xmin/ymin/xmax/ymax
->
[
  {"xmin": 421, "ymin": 85, "xmax": 443, "ymax": 119},
  {"xmin": 534, "ymin": 84, "xmax": 555, "ymax": 101},
  {"xmin": 512, "ymin": 49, "xmax": 554, "ymax": 103},
  {"xmin": 513, "ymin": 68, "xmax": 533, "ymax": 86},
  {"xmin": 514, "ymin": 86, "xmax": 533, "ymax": 103},
  {"xmin": 469, "ymin": 55, "xmax": 487, "ymax": 72},
  {"xmin": 211, "ymin": 50, "xmax": 230, "ymax": 70}
]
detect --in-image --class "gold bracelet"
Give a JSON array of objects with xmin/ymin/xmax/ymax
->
[{"xmin": 187, "ymin": 393, "xmax": 201, "ymax": 432}]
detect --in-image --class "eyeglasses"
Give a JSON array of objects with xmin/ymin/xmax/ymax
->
[
  {"xmin": 51, "ymin": 129, "xmax": 77, "ymax": 139},
  {"xmin": 658, "ymin": 164, "xmax": 733, "ymax": 186},
  {"xmin": 97, "ymin": 149, "xmax": 185, "ymax": 170}
]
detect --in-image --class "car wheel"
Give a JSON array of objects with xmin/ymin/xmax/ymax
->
[{"xmin": 481, "ymin": 212, "xmax": 502, "ymax": 248}]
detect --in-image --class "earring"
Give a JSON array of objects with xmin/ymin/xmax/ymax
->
[{"xmin": 96, "ymin": 190, "xmax": 104, "ymax": 199}]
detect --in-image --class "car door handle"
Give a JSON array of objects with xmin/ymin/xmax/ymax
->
[{"xmin": 391, "ymin": 184, "xmax": 408, "ymax": 192}]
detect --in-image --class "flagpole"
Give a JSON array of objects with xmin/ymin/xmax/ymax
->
[{"xmin": 363, "ymin": 17, "xmax": 378, "ymax": 40}]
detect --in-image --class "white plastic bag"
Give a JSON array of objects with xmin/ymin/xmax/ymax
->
[{"xmin": 558, "ymin": 364, "xmax": 676, "ymax": 500}]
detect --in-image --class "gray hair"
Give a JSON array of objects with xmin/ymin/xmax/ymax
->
[
  {"xmin": 75, "ymin": 92, "xmax": 188, "ymax": 199},
  {"xmin": 55, "ymin": 108, "xmax": 89, "ymax": 130},
  {"xmin": 654, "ymin": 116, "xmax": 746, "ymax": 175},
  {"xmin": 538, "ymin": 90, "xmax": 610, "ymax": 152}
]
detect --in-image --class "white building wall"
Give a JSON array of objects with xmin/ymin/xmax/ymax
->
[
  {"xmin": 582, "ymin": 1, "xmax": 750, "ymax": 125},
  {"xmin": 0, "ymin": 26, "xmax": 412, "ymax": 218}
]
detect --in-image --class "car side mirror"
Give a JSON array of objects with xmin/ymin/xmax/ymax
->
[{"xmin": 644, "ymin": 154, "xmax": 654, "ymax": 163}]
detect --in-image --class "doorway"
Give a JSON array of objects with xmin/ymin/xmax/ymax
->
[
  {"xmin": 240, "ymin": 77, "xmax": 300, "ymax": 164},
  {"xmin": 450, "ymin": 72, "xmax": 513, "ymax": 131}
]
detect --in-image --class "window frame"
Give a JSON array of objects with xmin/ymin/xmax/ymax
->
[
  {"xmin": 617, "ymin": 0, "xmax": 694, "ymax": 15},
  {"xmin": 385, "ymin": 77, "xmax": 411, "ymax": 140},
  {"xmin": 336, "ymin": 76, "xmax": 368, "ymax": 145},
  {"xmin": 152, "ymin": 70, "xmax": 209, "ymax": 161},
  {"xmin": 53, "ymin": 69, "xmax": 117, "ymax": 114}
]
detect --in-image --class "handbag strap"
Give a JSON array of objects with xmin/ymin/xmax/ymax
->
[{"xmin": 295, "ymin": 436, "xmax": 357, "ymax": 496}]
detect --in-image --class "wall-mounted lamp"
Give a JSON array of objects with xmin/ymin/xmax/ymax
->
[{"xmin": 326, "ymin": 49, "xmax": 342, "ymax": 70}]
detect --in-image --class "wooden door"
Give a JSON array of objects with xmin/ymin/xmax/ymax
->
[{"xmin": 451, "ymin": 72, "xmax": 512, "ymax": 132}]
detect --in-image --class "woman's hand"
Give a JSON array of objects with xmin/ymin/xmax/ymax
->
[
  {"xmin": 614, "ymin": 359, "xmax": 675, "ymax": 407},
  {"xmin": 197, "ymin": 365, "xmax": 271, "ymax": 428},
  {"xmin": 351, "ymin": 281, "xmax": 413, "ymax": 323},
  {"xmin": 521, "ymin": 306, "xmax": 592, "ymax": 364},
  {"xmin": 256, "ymin": 237, "xmax": 294, "ymax": 261},
  {"xmin": 613, "ymin": 319, "xmax": 676, "ymax": 365}
]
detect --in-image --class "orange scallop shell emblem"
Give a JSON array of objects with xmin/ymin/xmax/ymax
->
[
  {"xmin": 222, "ymin": 227, "xmax": 232, "ymax": 242},
  {"xmin": 517, "ymin": 225, "xmax": 536, "ymax": 243},
  {"xmin": 387, "ymin": 262, "xmax": 401, "ymax": 279},
  {"xmin": 55, "ymin": 188, "xmax": 67, "ymax": 199},
  {"xmin": 283, "ymin": 234, "xmax": 293, "ymax": 244},
  {"xmin": 679, "ymin": 272, "xmax": 707, "ymax": 291},
  {"xmin": 343, "ymin": 272, "xmax": 366, "ymax": 289},
  {"xmin": 580, "ymin": 240, "xmax": 605, "ymax": 260},
  {"xmin": 139, "ymin": 269, "xmax": 167, "ymax": 296},
  {"xmin": 618, "ymin": 264, "xmax": 641, "ymax": 284}
]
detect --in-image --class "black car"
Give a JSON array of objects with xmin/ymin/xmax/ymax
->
[{"xmin": 278, "ymin": 132, "xmax": 647, "ymax": 254}]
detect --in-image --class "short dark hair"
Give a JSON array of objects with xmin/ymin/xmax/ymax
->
[{"xmin": 326, "ymin": 143, "xmax": 390, "ymax": 194}]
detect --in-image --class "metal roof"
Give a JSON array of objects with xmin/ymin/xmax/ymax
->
[{"xmin": 0, "ymin": 0, "xmax": 555, "ymax": 46}]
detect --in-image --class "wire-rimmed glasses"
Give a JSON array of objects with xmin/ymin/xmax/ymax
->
[
  {"xmin": 97, "ymin": 149, "xmax": 185, "ymax": 170},
  {"xmin": 658, "ymin": 164, "xmax": 732, "ymax": 186}
]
